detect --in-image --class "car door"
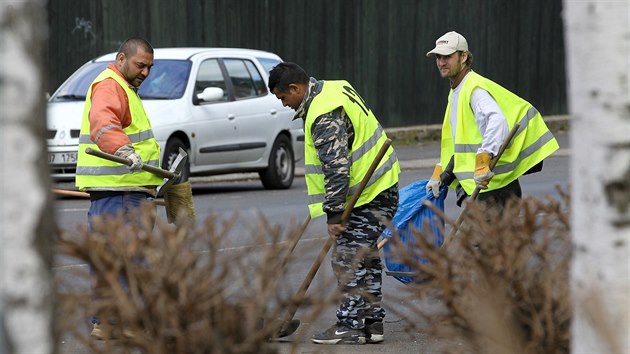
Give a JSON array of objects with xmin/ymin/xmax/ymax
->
[
  {"xmin": 222, "ymin": 58, "xmax": 279, "ymax": 165},
  {"xmin": 189, "ymin": 58, "xmax": 241, "ymax": 167}
]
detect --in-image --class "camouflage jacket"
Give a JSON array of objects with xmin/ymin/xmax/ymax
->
[{"xmin": 294, "ymin": 77, "xmax": 354, "ymax": 224}]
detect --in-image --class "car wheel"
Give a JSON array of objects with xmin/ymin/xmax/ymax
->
[
  {"xmin": 259, "ymin": 135, "xmax": 294, "ymax": 190},
  {"xmin": 162, "ymin": 137, "xmax": 190, "ymax": 183}
]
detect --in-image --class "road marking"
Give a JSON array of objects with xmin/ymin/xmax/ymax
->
[{"xmin": 53, "ymin": 236, "xmax": 329, "ymax": 270}]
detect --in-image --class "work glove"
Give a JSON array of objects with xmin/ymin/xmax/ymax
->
[
  {"xmin": 473, "ymin": 152, "xmax": 494, "ymax": 189},
  {"xmin": 115, "ymin": 144, "xmax": 144, "ymax": 173},
  {"xmin": 426, "ymin": 163, "xmax": 443, "ymax": 198},
  {"xmin": 126, "ymin": 153, "xmax": 143, "ymax": 173}
]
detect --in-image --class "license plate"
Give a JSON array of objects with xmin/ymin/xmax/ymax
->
[{"xmin": 48, "ymin": 152, "xmax": 77, "ymax": 165}]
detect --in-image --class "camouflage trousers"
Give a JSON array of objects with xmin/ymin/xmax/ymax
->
[{"xmin": 332, "ymin": 184, "xmax": 398, "ymax": 329}]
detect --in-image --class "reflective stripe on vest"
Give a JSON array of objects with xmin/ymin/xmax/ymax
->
[
  {"xmin": 75, "ymin": 68, "xmax": 163, "ymax": 190},
  {"xmin": 304, "ymin": 80, "xmax": 400, "ymax": 218},
  {"xmin": 440, "ymin": 71, "xmax": 559, "ymax": 194}
]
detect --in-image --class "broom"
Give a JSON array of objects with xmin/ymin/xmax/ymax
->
[
  {"xmin": 84, "ymin": 148, "xmax": 195, "ymax": 224},
  {"xmin": 162, "ymin": 182, "xmax": 195, "ymax": 224}
]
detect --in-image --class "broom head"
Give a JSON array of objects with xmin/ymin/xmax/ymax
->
[{"xmin": 163, "ymin": 182, "xmax": 195, "ymax": 224}]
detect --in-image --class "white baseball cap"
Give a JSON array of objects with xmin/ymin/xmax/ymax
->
[{"xmin": 426, "ymin": 31, "xmax": 469, "ymax": 57}]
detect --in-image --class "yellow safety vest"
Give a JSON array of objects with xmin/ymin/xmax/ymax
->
[
  {"xmin": 304, "ymin": 80, "xmax": 400, "ymax": 218},
  {"xmin": 440, "ymin": 71, "xmax": 559, "ymax": 194},
  {"xmin": 76, "ymin": 68, "xmax": 163, "ymax": 190}
]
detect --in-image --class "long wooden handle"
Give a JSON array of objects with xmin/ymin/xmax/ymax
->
[
  {"xmin": 279, "ymin": 215, "xmax": 311, "ymax": 270},
  {"xmin": 51, "ymin": 188, "xmax": 166, "ymax": 206},
  {"xmin": 465, "ymin": 124, "xmax": 520, "ymax": 202},
  {"xmin": 282, "ymin": 139, "xmax": 393, "ymax": 325},
  {"xmin": 441, "ymin": 123, "xmax": 520, "ymax": 247},
  {"xmin": 340, "ymin": 138, "xmax": 393, "ymax": 223},
  {"xmin": 378, "ymin": 124, "xmax": 521, "ymax": 251},
  {"xmin": 85, "ymin": 147, "xmax": 175, "ymax": 179},
  {"xmin": 52, "ymin": 188, "xmax": 90, "ymax": 198}
]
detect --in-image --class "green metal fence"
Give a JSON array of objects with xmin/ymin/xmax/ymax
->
[{"xmin": 47, "ymin": 0, "xmax": 566, "ymax": 127}]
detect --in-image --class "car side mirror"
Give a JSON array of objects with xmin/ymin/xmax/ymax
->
[{"xmin": 197, "ymin": 87, "xmax": 224, "ymax": 103}]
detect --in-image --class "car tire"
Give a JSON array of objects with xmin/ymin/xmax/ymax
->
[
  {"xmin": 259, "ymin": 135, "xmax": 294, "ymax": 190},
  {"xmin": 162, "ymin": 137, "xmax": 190, "ymax": 183}
]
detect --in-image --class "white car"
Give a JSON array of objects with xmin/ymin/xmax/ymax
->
[{"xmin": 47, "ymin": 47, "xmax": 304, "ymax": 189}]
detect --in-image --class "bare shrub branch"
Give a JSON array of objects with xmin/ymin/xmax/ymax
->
[
  {"xmin": 386, "ymin": 192, "xmax": 572, "ymax": 354},
  {"xmin": 56, "ymin": 204, "xmax": 321, "ymax": 354}
]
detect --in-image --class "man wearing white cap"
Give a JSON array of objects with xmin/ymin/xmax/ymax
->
[{"xmin": 424, "ymin": 31, "xmax": 559, "ymax": 213}]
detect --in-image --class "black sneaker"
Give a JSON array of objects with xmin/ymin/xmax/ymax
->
[
  {"xmin": 311, "ymin": 323, "xmax": 366, "ymax": 344},
  {"xmin": 365, "ymin": 320, "xmax": 384, "ymax": 343}
]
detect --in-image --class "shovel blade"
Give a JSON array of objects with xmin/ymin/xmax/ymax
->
[
  {"xmin": 157, "ymin": 148, "xmax": 188, "ymax": 197},
  {"xmin": 268, "ymin": 319, "xmax": 300, "ymax": 339}
]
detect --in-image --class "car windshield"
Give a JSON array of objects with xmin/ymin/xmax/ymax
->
[
  {"xmin": 50, "ymin": 60, "xmax": 192, "ymax": 101},
  {"xmin": 256, "ymin": 57, "xmax": 282, "ymax": 74}
]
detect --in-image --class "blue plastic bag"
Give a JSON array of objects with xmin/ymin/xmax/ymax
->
[{"xmin": 382, "ymin": 179, "xmax": 447, "ymax": 284}]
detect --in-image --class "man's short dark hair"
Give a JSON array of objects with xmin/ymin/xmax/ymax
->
[
  {"xmin": 118, "ymin": 37, "xmax": 154, "ymax": 58},
  {"xmin": 268, "ymin": 62, "xmax": 309, "ymax": 93}
]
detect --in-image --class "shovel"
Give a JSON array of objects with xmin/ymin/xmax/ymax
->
[
  {"xmin": 84, "ymin": 147, "xmax": 186, "ymax": 195},
  {"xmin": 273, "ymin": 138, "xmax": 393, "ymax": 338},
  {"xmin": 373, "ymin": 125, "xmax": 521, "ymax": 284},
  {"xmin": 376, "ymin": 124, "xmax": 520, "ymax": 252},
  {"xmin": 441, "ymin": 123, "xmax": 520, "ymax": 247}
]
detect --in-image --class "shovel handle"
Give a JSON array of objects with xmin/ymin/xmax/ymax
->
[
  {"xmin": 281, "ymin": 139, "xmax": 393, "ymax": 327},
  {"xmin": 51, "ymin": 188, "xmax": 166, "ymax": 206},
  {"xmin": 52, "ymin": 188, "xmax": 90, "ymax": 198},
  {"xmin": 441, "ymin": 123, "xmax": 520, "ymax": 247},
  {"xmin": 85, "ymin": 147, "xmax": 176, "ymax": 179},
  {"xmin": 340, "ymin": 139, "xmax": 393, "ymax": 224}
]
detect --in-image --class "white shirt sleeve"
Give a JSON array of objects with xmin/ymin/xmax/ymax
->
[{"xmin": 470, "ymin": 88, "xmax": 509, "ymax": 156}]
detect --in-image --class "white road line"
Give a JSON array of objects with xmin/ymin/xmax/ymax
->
[{"xmin": 53, "ymin": 236, "xmax": 328, "ymax": 270}]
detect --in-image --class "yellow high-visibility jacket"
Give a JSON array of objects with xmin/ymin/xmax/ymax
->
[
  {"xmin": 76, "ymin": 68, "xmax": 163, "ymax": 190},
  {"xmin": 304, "ymin": 80, "xmax": 400, "ymax": 218},
  {"xmin": 440, "ymin": 71, "xmax": 559, "ymax": 194}
]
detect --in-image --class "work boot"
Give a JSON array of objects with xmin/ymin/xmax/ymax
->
[
  {"xmin": 311, "ymin": 323, "xmax": 366, "ymax": 344},
  {"xmin": 365, "ymin": 320, "xmax": 384, "ymax": 343}
]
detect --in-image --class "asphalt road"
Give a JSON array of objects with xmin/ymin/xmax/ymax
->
[{"xmin": 52, "ymin": 133, "xmax": 570, "ymax": 353}]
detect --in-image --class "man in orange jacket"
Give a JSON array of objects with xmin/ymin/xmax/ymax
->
[{"xmin": 75, "ymin": 36, "xmax": 163, "ymax": 340}]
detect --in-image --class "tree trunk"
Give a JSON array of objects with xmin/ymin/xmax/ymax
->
[
  {"xmin": 564, "ymin": 1, "xmax": 630, "ymax": 353},
  {"xmin": 0, "ymin": 1, "xmax": 56, "ymax": 353}
]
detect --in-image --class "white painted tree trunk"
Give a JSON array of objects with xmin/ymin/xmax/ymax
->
[
  {"xmin": 0, "ymin": 1, "xmax": 56, "ymax": 353},
  {"xmin": 564, "ymin": 1, "xmax": 630, "ymax": 353}
]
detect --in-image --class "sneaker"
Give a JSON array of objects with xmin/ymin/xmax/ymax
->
[
  {"xmin": 90, "ymin": 323, "xmax": 106, "ymax": 340},
  {"xmin": 311, "ymin": 323, "xmax": 366, "ymax": 344},
  {"xmin": 90, "ymin": 323, "xmax": 135, "ymax": 340},
  {"xmin": 365, "ymin": 321, "xmax": 384, "ymax": 343}
]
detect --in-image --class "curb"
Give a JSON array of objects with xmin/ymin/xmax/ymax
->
[{"xmin": 384, "ymin": 115, "xmax": 570, "ymax": 145}]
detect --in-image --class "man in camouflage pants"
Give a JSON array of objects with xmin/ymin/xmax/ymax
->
[{"xmin": 268, "ymin": 62, "xmax": 399, "ymax": 345}]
